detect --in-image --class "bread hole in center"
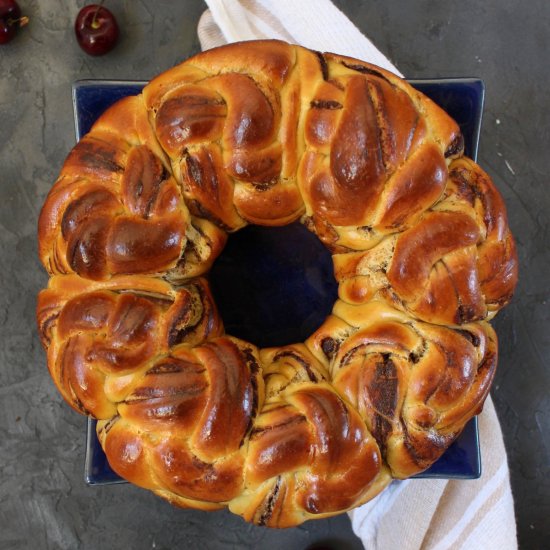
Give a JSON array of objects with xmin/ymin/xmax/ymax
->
[{"xmin": 209, "ymin": 221, "xmax": 338, "ymax": 348}]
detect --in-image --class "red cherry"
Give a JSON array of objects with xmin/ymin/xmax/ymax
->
[
  {"xmin": 75, "ymin": 3, "xmax": 119, "ymax": 56},
  {"xmin": 0, "ymin": 0, "xmax": 29, "ymax": 45}
]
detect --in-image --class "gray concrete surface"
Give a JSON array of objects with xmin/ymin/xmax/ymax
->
[{"xmin": 0, "ymin": 0, "xmax": 548, "ymax": 548}]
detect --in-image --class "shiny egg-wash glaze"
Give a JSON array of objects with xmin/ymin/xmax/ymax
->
[{"xmin": 36, "ymin": 41, "xmax": 517, "ymax": 527}]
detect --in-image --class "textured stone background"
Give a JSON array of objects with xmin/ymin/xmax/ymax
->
[{"xmin": 0, "ymin": 0, "xmax": 548, "ymax": 548}]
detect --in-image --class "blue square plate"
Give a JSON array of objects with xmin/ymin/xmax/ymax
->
[{"xmin": 73, "ymin": 77, "xmax": 485, "ymax": 485}]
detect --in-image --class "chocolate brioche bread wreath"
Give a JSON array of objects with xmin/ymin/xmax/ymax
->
[{"xmin": 37, "ymin": 40, "xmax": 518, "ymax": 527}]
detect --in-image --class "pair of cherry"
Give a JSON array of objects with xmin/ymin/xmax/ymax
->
[{"xmin": 1, "ymin": 0, "xmax": 118, "ymax": 56}]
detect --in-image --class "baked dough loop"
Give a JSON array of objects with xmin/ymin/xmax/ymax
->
[{"xmin": 37, "ymin": 41, "xmax": 517, "ymax": 527}]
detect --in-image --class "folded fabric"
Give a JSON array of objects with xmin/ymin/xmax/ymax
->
[
  {"xmin": 197, "ymin": 2, "xmax": 517, "ymax": 548},
  {"xmin": 198, "ymin": 0, "xmax": 402, "ymax": 75},
  {"xmin": 348, "ymin": 398, "xmax": 516, "ymax": 549}
]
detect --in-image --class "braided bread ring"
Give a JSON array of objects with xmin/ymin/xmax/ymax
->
[{"xmin": 37, "ymin": 40, "xmax": 517, "ymax": 527}]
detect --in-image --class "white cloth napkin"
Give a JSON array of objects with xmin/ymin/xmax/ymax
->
[
  {"xmin": 197, "ymin": 0, "xmax": 402, "ymax": 75},
  {"xmin": 197, "ymin": 2, "xmax": 518, "ymax": 548},
  {"xmin": 348, "ymin": 398, "xmax": 516, "ymax": 550}
]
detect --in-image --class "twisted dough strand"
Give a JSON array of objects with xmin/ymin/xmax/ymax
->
[{"xmin": 37, "ymin": 40, "xmax": 517, "ymax": 527}]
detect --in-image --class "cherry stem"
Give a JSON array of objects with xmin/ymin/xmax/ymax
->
[
  {"xmin": 91, "ymin": 0, "xmax": 105, "ymax": 29},
  {"xmin": 7, "ymin": 16, "xmax": 29, "ymax": 28}
]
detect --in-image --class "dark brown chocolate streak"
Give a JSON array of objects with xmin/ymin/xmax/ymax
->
[
  {"xmin": 261, "ymin": 403, "xmax": 292, "ymax": 414},
  {"xmin": 364, "ymin": 82, "xmax": 386, "ymax": 171},
  {"xmin": 142, "ymin": 174, "xmax": 164, "ymax": 220},
  {"xmin": 314, "ymin": 51, "xmax": 329, "ymax": 80},
  {"xmin": 146, "ymin": 360, "xmax": 205, "ymax": 375},
  {"xmin": 341, "ymin": 61, "xmax": 394, "ymax": 86},
  {"xmin": 251, "ymin": 179, "xmax": 278, "ymax": 191},
  {"xmin": 184, "ymin": 150, "xmax": 205, "ymax": 188},
  {"xmin": 359, "ymin": 225, "xmax": 374, "ymax": 235},
  {"xmin": 175, "ymin": 237, "xmax": 199, "ymax": 269},
  {"xmin": 339, "ymin": 343, "xmax": 390, "ymax": 369},
  {"xmin": 439, "ymin": 259, "xmax": 464, "ymax": 325},
  {"xmin": 110, "ymin": 296, "xmax": 141, "ymax": 338},
  {"xmin": 400, "ymin": 416, "xmax": 427, "ymax": 467},
  {"xmin": 185, "ymin": 236, "xmax": 213, "ymax": 270},
  {"xmin": 477, "ymin": 350, "xmax": 496, "ymax": 375},
  {"xmin": 160, "ymin": 165, "xmax": 170, "ymax": 182},
  {"xmin": 450, "ymin": 168, "xmax": 476, "ymax": 205},
  {"xmin": 190, "ymin": 454, "xmax": 216, "ymax": 474},
  {"xmin": 320, "ymin": 337, "xmax": 339, "ymax": 360},
  {"xmin": 71, "ymin": 388, "xmax": 92, "ymax": 416},
  {"xmin": 249, "ymin": 414, "xmax": 307, "ymax": 440},
  {"xmin": 98, "ymin": 414, "xmax": 120, "ymax": 436},
  {"xmin": 177, "ymin": 223, "xmax": 212, "ymax": 267},
  {"xmin": 167, "ymin": 297, "xmax": 192, "ymax": 347},
  {"xmin": 368, "ymin": 354, "xmax": 398, "ymax": 457},
  {"xmin": 168, "ymin": 304, "xmax": 192, "ymax": 347},
  {"xmin": 454, "ymin": 329, "xmax": 481, "ymax": 347},
  {"xmin": 408, "ymin": 340, "xmax": 427, "ymax": 364},
  {"xmin": 167, "ymin": 284, "xmax": 204, "ymax": 346},
  {"xmin": 471, "ymin": 171, "xmax": 494, "ymax": 232},
  {"xmin": 38, "ymin": 310, "xmax": 60, "ymax": 347},
  {"xmin": 310, "ymin": 99, "xmax": 343, "ymax": 110},
  {"xmin": 450, "ymin": 167, "xmax": 493, "ymax": 229},
  {"xmin": 258, "ymin": 476, "xmax": 282, "ymax": 526},
  {"xmin": 143, "ymin": 189, "xmax": 162, "ymax": 220},
  {"xmin": 241, "ymin": 347, "xmax": 261, "ymax": 445},
  {"xmin": 424, "ymin": 340, "xmax": 463, "ymax": 404},
  {"xmin": 456, "ymin": 303, "xmax": 480, "ymax": 324},
  {"xmin": 61, "ymin": 338, "xmax": 94, "ymax": 416},
  {"xmin": 78, "ymin": 139, "xmax": 124, "ymax": 173},
  {"xmin": 188, "ymin": 199, "xmax": 232, "ymax": 231},
  {"xmin": 444, "ymin": 133, "xmax": 464, "ymax": 158},
  {"xmin": 273, "ymin": 350, "xmax": 318, "ymax": 382},
  {"xmin": 367, "ymin": 78, "xmax": 393, "ymax": 170},
  {"xmin": 123, "ymin": 383, "xmax": 206, "ymax": 404},
  {"xmin": 487, "ymin": 294, "xmax": 514, "ymax": 308}
]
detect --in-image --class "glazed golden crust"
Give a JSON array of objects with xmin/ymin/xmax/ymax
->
[
  {"xmin": 334, "ymin": 158, "xmax": 518, "ymax": 325},
  {"xmin": 37, "ymin": 40, "xmax": 517, "ymax": 526}
]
